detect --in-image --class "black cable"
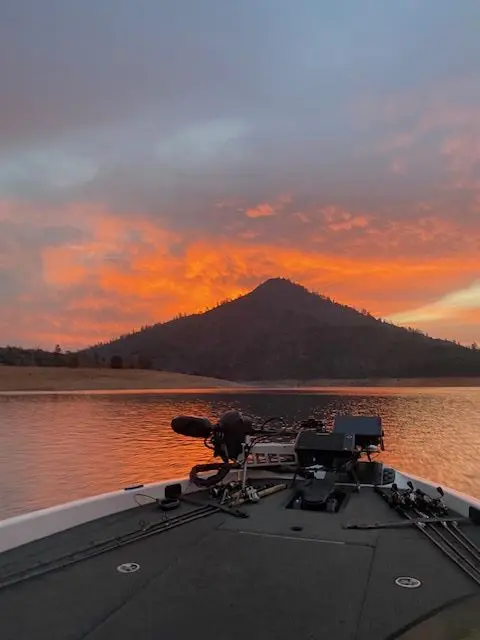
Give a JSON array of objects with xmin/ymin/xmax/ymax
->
[
  {"xmin": 258, "ymin": 416, "xmax": 287, "ymax": 431},
  {"xmin": 189, "ymin": 462, "xmax": 234, "ymax": 488},
  {"xmin": 133, "ymin": 492, "xmax": 160, "ymax": 507}
]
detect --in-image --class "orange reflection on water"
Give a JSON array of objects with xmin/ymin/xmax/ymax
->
[{"xmin": 0, "ymin": 388, "xmax": 479, "ymax": 518}]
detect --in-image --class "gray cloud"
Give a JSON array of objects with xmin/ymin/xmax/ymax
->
[
  {"xmin": 0, "ymin": 219, "xmax": 88, "ymax": 248},
  {"xmin": 2, "ymin": 1, "xmax": 479, "ymax": 148},
  {"xmin": 1, "ymin": 0, "xmax": 478, "ymax": 224}
]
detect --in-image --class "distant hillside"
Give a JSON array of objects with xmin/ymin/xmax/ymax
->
[{"xmin": 86, "ymin": 278, "xmax": 480, "ymax": 380}]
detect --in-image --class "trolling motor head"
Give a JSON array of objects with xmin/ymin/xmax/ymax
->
[
  {"xmin": 214, "ymin": 410, "xmax": 254, "ymax": 461},
  {"xmin": 171, "ymin": 415, "xmax": 213, "ymax": 439},
  {"xmin": 171, "ymin": 410, "xmax": 253, "ymax": 462},
  {"xmin": 171, "ymin": 410, "xmax": 254, "ymax": 487}
]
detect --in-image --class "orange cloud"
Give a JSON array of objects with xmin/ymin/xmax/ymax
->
[
  {"xmin": 321, "ymin": 207, "xmax": 370, "ymax": 232},
  {"xmin": 42, "ymin": 246, "xmax": 90, "ymax": 286},
  {"xmin": 293, "ymin": 212, "xmax": 310, "ymax": 223},
  {"xmin": 244, "ymin": 194, "xmax": 292, "ymax": 218},
  {"xmin": 1, "ymin": 199, "xmax": 479, "ymax": 348},
  {"xmin": 34, "ymin": 212, "xmax": 479, "ymax": 345},
  {"xmin": 245, "ymin": 203, "xmax": 275, "ymax": 218}
]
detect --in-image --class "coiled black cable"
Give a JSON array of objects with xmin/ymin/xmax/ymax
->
[{"xmin": 189, "ymin": 462, "xmax": 235, "ymax": 488}]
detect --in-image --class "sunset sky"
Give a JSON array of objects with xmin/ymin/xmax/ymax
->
[{"xmin": 1, "ymin": 0, "xmax": 479, "ymax": 349}]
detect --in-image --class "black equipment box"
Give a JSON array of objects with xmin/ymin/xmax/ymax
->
[
  {"xmin": 294, "ymin": 431, "xmax": 355, "ymax": 467},
  {"xmin": 333, "ymin": 415, "xmax": 382, "ymax": 449}
]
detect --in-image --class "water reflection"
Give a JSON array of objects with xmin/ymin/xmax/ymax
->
[{"xmin": 0, "ymin": 388, "xmax": 479, "ymax": 518}]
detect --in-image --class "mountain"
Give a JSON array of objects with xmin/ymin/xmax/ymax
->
[{"xmin": 88, "ymin": 278, "xmax": 480, "ymax": 380}]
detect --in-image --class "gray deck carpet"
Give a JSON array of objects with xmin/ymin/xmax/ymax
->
[
  {"xmin": 0, "ymin": 484, "xmax": 478, "ymax": 640},
  {"xmin": 85, "ymin": 529, "xmax": 373, "ymax": 640}
]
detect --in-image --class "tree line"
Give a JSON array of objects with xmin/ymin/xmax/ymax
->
[{"xmin": 0, "ymin": 345, "xmax": 150, "ymax": 370}]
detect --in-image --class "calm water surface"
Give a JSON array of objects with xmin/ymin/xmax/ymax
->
[{"xmin": 0, "ymin": 388, "xmax": 479, "ymax": 518}]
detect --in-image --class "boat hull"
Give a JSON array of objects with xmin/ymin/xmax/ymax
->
[{"xmin": 0, "ymin": 460, "xmax": 478, "ymax": 554}]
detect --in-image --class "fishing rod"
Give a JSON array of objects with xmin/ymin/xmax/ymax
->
[
  {"xmin": 398, "ymin": 506, "xmax": 480, "ymax": 585},
  {"xmin": 382, "ymin": 483, "xmax": 480, "ymax": 586},
  {"xmin": 405, "ymin": 486, "xmax": 480, "ymax": 574},
  {"xmin": 344, "ymin": 515, "xmax": 472, "ymax": 530},
  {"xmin": 404, "ymin": 481, "xmax": 480, "ymax": 562},
  {"xmin": 0, "ymin": 504, "xmax": 219, "ymax": 590},
  {"xmin": 449, "ymin": 521, "xmax": 480, "ymax": 557},
  {"xmin": 413, "ymin": 489, "xmax": 480, "ymax": 559}
]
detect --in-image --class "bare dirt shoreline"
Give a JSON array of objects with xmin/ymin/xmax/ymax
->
[
  {"xmin": 0, "ymin": 366, "xmax": 236, "ymax": 392},
  {"xmin": 1, "ymin": 366, "xmax": 480, "ymax": 392}
]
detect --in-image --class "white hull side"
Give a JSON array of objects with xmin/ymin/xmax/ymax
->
[{"xmin": 0, "ymin": 477, "xmax": 191, "ymax": 554}]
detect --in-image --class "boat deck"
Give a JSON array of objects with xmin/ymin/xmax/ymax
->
[{"xmin": 0, "ymin": 481, "xmax": 479, "ymax": 640}]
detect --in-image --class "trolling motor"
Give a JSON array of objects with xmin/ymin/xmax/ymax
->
[{"xmin": 171, "ymin": 410, "xmax": 254, "ymax": 487}]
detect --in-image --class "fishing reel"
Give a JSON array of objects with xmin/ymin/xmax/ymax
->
[
  {"xmin": 413, "ymin": 485, "xmax": 448, "ymax": 516},
  {"xmin": 388, "ymin": 481, "xmax": 448, "ymax": 516},
  {"xmin": 210, "ymin": 481, "xmax": 263, "ymax": 505},
  {"xmin": 388, "ymin": 482, "xmax": 416, "ymax": 509}
]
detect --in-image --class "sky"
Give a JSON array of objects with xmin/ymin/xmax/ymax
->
[{"xmin": 1, "ymin": 0, "xmax": 479, "ymax": 350}]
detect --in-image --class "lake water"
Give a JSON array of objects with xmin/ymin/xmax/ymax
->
[{"xmin": 0, "ymin": 388, "xmax": 479, "ymax": 519}]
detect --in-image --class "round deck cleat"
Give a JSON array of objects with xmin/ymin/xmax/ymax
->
[{"xmin": 395, "ymin": 576, "xmax": 421, "ymax": 589}]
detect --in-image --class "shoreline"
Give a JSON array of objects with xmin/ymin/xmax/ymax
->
[
  {"xmin": 1, "ymin": 366, "xmax": 480, "ymax": 392},
  {"xmin": 245, "ymin": 377, "xmax": 480, "ymax": 388},
  {"xmin": 0, "ymin": 366, "xmax": 236, "ymax": 392}
]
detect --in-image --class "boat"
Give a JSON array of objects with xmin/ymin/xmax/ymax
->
[{"xmin": 0, "ymin": 411, "xmax": 479, "ymax": 640}]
